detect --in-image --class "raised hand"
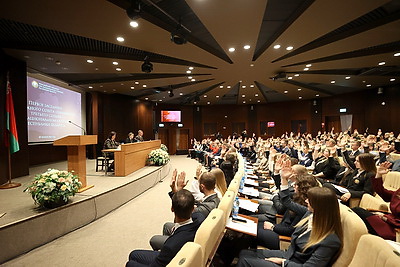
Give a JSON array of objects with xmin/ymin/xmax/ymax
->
[
  {"xmin": 376, "ymin": 162, "xmax": 392, "ymax": 178},
  {"xmin": 196, "ymin": 164, "xmax": 203, "ymax": 179},
  {"xmin": 170, "ymin": 169, "xmax": 178, "ymax": 192},
  {"xmin": 176, "ymin": 171, "xmax": 188, "ymax": 191}
]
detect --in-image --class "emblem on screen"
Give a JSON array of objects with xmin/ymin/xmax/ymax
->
[{"xmin": 31, "ymin": 80, "xmax": 39, "ymax": 88}]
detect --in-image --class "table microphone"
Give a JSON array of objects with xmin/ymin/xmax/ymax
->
[{"xmin": 68, "ymin": 120, "xmax": 86, "ymax": 135}]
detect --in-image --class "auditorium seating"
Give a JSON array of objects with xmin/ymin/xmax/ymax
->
[
  {"xmin": 217, "ymin": 190, "xmax": 235, "ymax": 223},
  {"xmin": 333, "ymin": 204, "xmax": 368, "ymax": 267},
  {"xmin": 359, "ymin": 193, "xmax": 389, "ymax": 212},
  {"xmin": 167, "ymin": 242, "xmax": 203, "ymax": 267},
  {"xmin": 383, "ymin": 171, "xmax": 400, "ymax": 191},
  {"xmin": 348, "ymin": 234, "xmax": 400, "ymax": 267}
]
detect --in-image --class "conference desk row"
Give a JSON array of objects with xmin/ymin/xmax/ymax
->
[{"xmin": 103, "ymin": 140, "xmax": 161, "ymax": 176}]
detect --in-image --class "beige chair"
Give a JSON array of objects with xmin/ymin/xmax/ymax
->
[
  {"xmin": 194, "ymin": 209, "xmax": 225, "ymax": 267},
  {"xmin": 333, "ymin": 204, "xmax": 368, "ymax": 267},
  {"xmin": 389, "ymin": 152, "xmax": 400, "ymax": 161},
  {"xmin": 359, "ymin": 193, "xmax": 389, "ymax": 212},
  {"xmin": 167, "ymin": 242, "xmax": 203, "ymax": 267},
  {"xmin": 218, "ymin": 190, "xmax": 235, "ymax": 223},
  {"xmin": 227, "ymin": 180, "xmax": 240, "ymax": 195},
  {"xmin": 348, "ymin": 234, "xmax": 400, "ymax": 267},
  {"xmin": 383, "ymin": 171, "xmax": 400, "ymax": 191}
]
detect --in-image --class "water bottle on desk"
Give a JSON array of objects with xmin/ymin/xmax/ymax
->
[
  {"xmin": 232, "ymin": 196, "xmax": 239, "ymax": 218},
  {"xmin": 239, "ymin": 176, "xmax": 245, "ymax": 192}
]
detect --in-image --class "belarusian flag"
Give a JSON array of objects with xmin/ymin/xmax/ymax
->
[{"xmin": 5, "ymin": 80, "xmax": 19, "ymax": 153}]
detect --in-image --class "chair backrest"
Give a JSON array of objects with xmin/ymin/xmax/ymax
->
[
  {"xmin": 332, "ymin": 204, "xmax": 368, "ymax": 267},
  {"xmin": 359, "ymin": 193, "xmax": 389, "ymax": 212},
  {"xmin": 218, "ymin": 190, "xmax": 235, "ymax": 223},
  {"xmin": 167, "ymin": 242, "xmax": 203, "ymax": 267},
  {"xmin": 348, "ymin": 234, "xmax": 400, "ymax": 267},
  {"xmin": 383, "ymin": 171, "xmax": 400, "ymax": 191},
  {"xmin": 193, "ymin": 209, "xmax": 225, "ymax": 266},
  {"xmin": 227, "ymin": 180, "xmax": 239, "ymax": 195}
]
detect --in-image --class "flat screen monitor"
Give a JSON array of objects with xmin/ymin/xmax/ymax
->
[
  {"xmin": 161, "ymin": 110, "xmax": 181, "ymax": 122},
  {"xmin": 267, "ymin": 122, "xmax": 275, "ymax": 128}
]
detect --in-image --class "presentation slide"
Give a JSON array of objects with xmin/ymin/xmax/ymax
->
[
  {"xmin": 27, "ymin": 76, "xmax": 82, "ymax": 143},
  {"xmin": 161, "ymin": 110, "xmax": 181, "ymax": 122}
]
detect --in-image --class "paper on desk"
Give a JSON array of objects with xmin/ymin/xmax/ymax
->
[
  {"xmin": 241, "ymin": 186, "xmax": 259, "ymax": 197},
  {"xmin": 239, "ymin": 199, "xmax": 259, "ymax": 212},
  {"xmin": 226, "ymin": 215, "xmax": 257, "ymax": 236},
  {"xmin": 246, "ymin": 174, "xmax": 258, "ymax": 179},
  {"xmin": 245, "ymin": 178, "xmax": 258, "ymax": 186},
  {"xmin": 331, "ymin": 184, "xmax": 349, "ymax": 194}
]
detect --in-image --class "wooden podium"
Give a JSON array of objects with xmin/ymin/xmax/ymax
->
[{"xmin": 53, "ymin": 135, "xmax": 97, "ymax": 192}]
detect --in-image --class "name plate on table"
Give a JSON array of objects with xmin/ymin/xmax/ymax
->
[{"xmin": 226, "ymin": 215, "xmax": 257, "ymax": 236}]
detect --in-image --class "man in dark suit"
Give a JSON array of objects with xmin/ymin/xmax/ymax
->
[
  {"xmin": 134, "ymin": 130, "xmax": 144, "ymax": 142},
  {"xmin": 126, "ymin": 189, "xmax": 204, "ymax": 267}
]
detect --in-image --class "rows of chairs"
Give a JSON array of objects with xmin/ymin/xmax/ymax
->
[{"xmin": 168, "ymin": 154, "xmax": 400, "ymax": 266}]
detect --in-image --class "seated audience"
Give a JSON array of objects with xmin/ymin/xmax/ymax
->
[
  {"xmin": 103, "ymin": 131, "xmax": 119, "ymax": 170},
  {"xmin": 237, "ymin": 187, "xmax": 343, "ymax": 267},
  {"xmin": 126, "ymin": 189, "xmax": 204, "ymax": 267},
  {"xmin": 190, "ymin": 166, "xmax": 227, "ymax": 201},
  {"xmin": 353, "ymin": 161, "xmax": 400, "ymax": 241},
  {"xmin": 134, "ymin": 130, "xmax": 144, "ymax": 142},
  {"xmin": 220, "ymin": 152, "xmax": 237, "ymax": 185},
  {"xmin": 125, "ymin": 132, "xmax": 135, "ymax": 143}
]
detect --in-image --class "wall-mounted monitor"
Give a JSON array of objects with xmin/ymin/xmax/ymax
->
[
  {"xmin": 161, "ymin": 110, "xmax": 181, "ymax": 122},
  {"xmin": 267, "ymin": 122, "xmax": 275, "ymax": 128}
]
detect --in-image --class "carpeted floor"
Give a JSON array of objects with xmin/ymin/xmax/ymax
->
[{"xmin": 3, "ymin": 155, "xmax": 201, "ymax": 267}]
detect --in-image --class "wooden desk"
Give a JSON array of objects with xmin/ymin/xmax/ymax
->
[
  {"xmin": 103, "ymin": 140, "xmax": 161, "ymax": 176},
  {"xmin": 225, "ymin": 214, "xmax": 258, "ymax": 236}
]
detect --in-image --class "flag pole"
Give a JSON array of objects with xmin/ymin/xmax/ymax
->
[{"xmin": 0, "ymin": 72, "xmax": 21, "ymax": 189}]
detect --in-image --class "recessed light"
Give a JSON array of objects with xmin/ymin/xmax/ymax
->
[
  {"xmin": 390, "ymin": 78, "xmax": 395, "ymax": 82},
  {"xmin": 363, "ymin": 80, "xmax": 366, "ymax": 83},
  {"xmin": 135, "ymin": 81, "xmax": 139, "ymax": 84},
  {"xmin": 86, "ymin": 59, "xmax": 94, "ymax": 63},
  {"xmin": 378, "ymin": 61, "xmax": 385, "ymax": 66},
  {"xmin": 304, "ymin": 67, "xmax": 309, "ymax": 71},
  {"xmin": 257, "ymin": 100, "xmax": 260, "ymax": 103},
  {"xmin": 273, "ymin": 44, "xmax": 281, "ymax": 49},
  {"xmin": 95, "ymin": 68, "xmax": 99, "ymax": 71},
  {"xmin": 286, "ymin": 46, "xmax": 294, "ymax": 50},
  {"xmin": 131, "ymin": 86, "xmax": 134, "ymax": 89},
  {"xmin": 345, "ymin": 76, "xmax": 351, "ymax": 79},
  {"xmin": 207, "ymin": 102, "xmax": 210, "ymax": 104},
  {"xmin": 243, "ymin": 45, "xmax": 251, "ymax": 50},
  {"xmin": 219, "ymin": 85, "xmax": 224, "ymax": 88},
  {"xmin": 316, "ymin": 94, "xmax": 320, "ymax": 97},
  {"xmin": 179, "ymin": 93, "xmax": 183, "ymax": 96},
  {"xmin": 250, "ymin": 85, "xmax": 254, "ymax": 87},
  {"xmin": 288, "ymin": 77, "xmax": 293, "ymax": 80},
  {"xmin": 120, "ymin": 83, "xmax": 124, "ymax": 86},
  {"xmin": 216, "ymin": 95, "xmax": 219, "ymax": 98},
  {"xmin": 24, "ymin": 55, "xmax": 30, "ymax": 59},
  {"xmin": 159, "ymin": 99, "xmax": 162, "ymax": 102},
  {"xmin": 204, "ymin": 95, "xmax": 207, "ymax": 98},
  {"xmin": 331, "ymin": 80, "xmax": 335, "ymax": 84},
  {"xmin": 366, "ymin": 84, "xmax": 371, "ymax": 87},
  {"xmin": 297, "ymin": 88, "xmax": 302, "ymax": 91},
  {"xmin": 382, "ymin": 102, "xmax": 386, "ymax": 106},
  {"xmin": 62, "ymin": 67, "xmax": 69, "ymax": 70},
  {"xmin": 88, "ymin": 86, "xmax": 93, "ymax": 89},
  {"xmin": 100, "ymin": 85, "xmax": 103, "ymax": 88},
  {"xmin": 242, "ymin": 94, "xmax": 245, "ymax": 97},
  {"xmin": 294, "ymin": 74, "xmax": 300, "ymax": 77},
  {"xmin": 113, "ymin": 89, "xmax": 116, "ymax": 92},
  {"xmin": 189, "ymin": 67, "xmax": 194, "ymax": 70},
  {"xmin": 186, "ymin": 70, "xmax": 191, "ymax": 74},
  {"xmin": 130, "ymin": 21, "xmax": 139, "ymax": 28},
  {"xmin": 299, "ymin": 96, "xmax": 302, "ymax": 99},
  {"xmin": 116, "ymin": 68, "xmax": 121, "ymax": 71},
  {"xmin": 113, "ymin": 61, "xmax": 118, "ymax": 65},
  {"xmin": 45, "ymin": 57, "xmax": 54, "ymax": 61},
  {"xmin": 250, "ymin": 64, "xmax": 254, "ymax": 67},
  {"xmin": 116, "ymin": 36, "xmax": 124, "ymax": 42},
  {"xmin": 143, "ymin": 85, "xmax": 147, "ymax": 87},
  {"xmin": 191, "ymin": 79, "xmax": 195, "ymax": 82},
  {"xmin": 242, "ymin": 85, "xmax": 246, "ymax": 88},
  {"xmin": 145, "ymin": 97, "xmax": 148, "ymax": 100},
  {"xmin": 228, "ymin": 47, "xmax": 235, "ymax": 52},
  {"xmin": 394, "ymin": 52, "xmax": 400, "ymax": 57},
  {"xmin": 227, "ymin": 86, "xmax": 231, "ymax": 88},
  {"xmin": 255, "ymin": 94, "xmax": 258, "ymax": 97},
  {"xmin": 188, "ymin": 76, "xmax": 193, "ymax": 79},
  {"xmin": 243, "ymin": 101, "xmax": 246, "ymax": 104},
  {"xmin": 306, "ymin": 64, "xmax": 312, "ymax": 67},
  {"xmin": 284, "ymin": 90, "xmax": 288, "ymax": 94}
]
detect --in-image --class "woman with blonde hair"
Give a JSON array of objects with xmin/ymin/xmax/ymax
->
[
  {"xmin": 237, "ymin": 166, "xmax": 343, "ymax": 266},
  {"xmin": 211, "ymin": 168, "xmax": 227, "ymax": 197}
]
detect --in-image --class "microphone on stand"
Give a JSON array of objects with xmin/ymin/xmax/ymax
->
[{"xmin": 68, "ymin": 120, "xmax": 86, "ymax": 135}]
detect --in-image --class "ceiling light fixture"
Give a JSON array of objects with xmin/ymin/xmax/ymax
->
[
  {"xmin": 220, "ymin": 85, "xmax": 223, "ymax": 88},
  {"xmin": 171, "ymin": 23, "xmax": 187, "ymax": 45},
  {"xmin": 316, "ymin": 94, "xmax": 320, "ymax": 97},
  {"xmin": 143, "ymin": 84, "xmax": 147, "ymax": 87},
  {"xmin": 204, "ymin": 95, "xmax": 207, "ymax": 98},
  {"xmin": 288, "ymin": 77, "xmax": 293, "ymax": 80},
  {"xmin": 250, "ymin": 85, "xmax": 254, "ymax": 87},
  {"xmin": 145, "ymin": 97, "xmax": 148, "ymax": 100},
  {"xmin": 131, "ymin": 86, "xmax": 134, "ymax": 89},
  {"xmin": 304, "ymin": 67, "xmax": 309, "ymax": 71},
  {"xmin": 378, "ymin": 61, "xmax": 385, "ymax": 66},
  {"xmin": 191, "ymin": 79, "xmax": 195, "ymax": 82},
  {"xmin": 366, "ymin": 84, "xmax": 371, "ymax": 87},
  {"xmin": 244, "ymin": 45, "xmax": 251, "ymax": 50},
  {"xmin": 297, "ymin": 88, "xmax": 301, "ymax": 91},
  {"xmin": 250, "ymin": 64, "xmax": 254, "ymax": 67},
  {"xmin": 255, "ymin": 94, "xmax": 258, "ymax": 97},
  {"xmin": 306, "ymin": 64, "xmax": 312, "ymax": 67},
  {"xmin": 299, "ymin": 96, "xmax": 302, "ymax": 99},
  {"xmin": 286, "ymin": 46, "xmax": 294, "ymax": 50},
  {"xmin": 242, "ymin": 95, "xmax": 245, "ymax": 97},
  {"xmin": 141, "ymin": 56, "xmax": 153, "ymax": 73},
  {"xmin": 86, "ymin": 59, "xmax": 94, "ymax": 63},
  {"xmin": 186, "ymin": 70, "xmax": 191, "ymax": 74},
  {"xmin": 88, "ymin": 86, "xmax": 93, "ymax": 89},
  {"xmin": 216, "ymin": 95, "xmax": 219, "ymax": 98},
  {"xmin": 284, "ymin": 90, "xmax": 288, "ymax": 94},
  {"xmin": 179, "ymin": 93, "xmax": 183, "ymax": 96},
  {"xmin": 394, "ymin": 52, "xmax": 400, "ymax": 57},
  {"xmin": 135, "ymin": 81, "xmax": 139, "ymax": 84},
  {"xmin": 189, "ymin": 67, "xmax": 194, "ymax": 70},
  {"xmin": 116, "ymin": 68, "xmax": 122, "ymax": 71},
  {"xmin": 113, "ymin": 61, "xmax": 118, "ymax": 65},
  {"xmin": 188, "ymin": 76, "xmax": 192, "ymax": 79},
  {"xmin": 130, "ymin": 21, "xmax": 139, "ymax": 28},
  {"xmin": 116, "ymin": 36, "xmax": 125, "ymax": 42},
  {"xmin": 345, "ymin": 76, "xmax": 351, "ymax": 79},
  {"xmin": 390, "ymin": 78, "xmax": 395, "ymax": 82},
  {"xmin": 227, "ymin": 86, "xmax": 231, "ymax": 88},
  {"xmin": 294, "ymin": 74, "xmax": 300, "ymax": 77},
  {"xmin": 228, "ymin": 47, "xmax": 235, "ymax": 52},
  {"xmin": 242, "ymin": 85, "xmax": 246, "ymax": 88},
  {"xmin": 331, "ymin": 80, "xmax": 335, "ymax": 84},
  {"xmin": 168, "ymin": 90, "xmax": 174, "ymax": 97},
  {"xmin": 126, "ymin": 0, "xmax": 141, "ymax": 20},
  {"xmin": 273, "ymin": 44, "xmax": 281, "ymax": 49}
]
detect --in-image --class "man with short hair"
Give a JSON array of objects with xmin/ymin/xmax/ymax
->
[
  {"xmin": 134, "ymin": 130, "xmax": 144, "ymax": 142},
  {"xmin": 126, "ymin": 189, "xmax": 204, "ymax": 267}
]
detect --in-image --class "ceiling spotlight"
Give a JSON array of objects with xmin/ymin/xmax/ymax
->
[
  {"xmin": 171, "ymin": 23, "xmax": 187, "ymax": 45},
  {"xmin": 216, "ymin": 95, "xmax": 219, "ymax": 98},
  {"xmin": 250, "ymin": 64, "xmax": 254, "ymax": 67},
  {"xmin": 142, "ymin": 84, "xmax": 147, "ymax": 87},
  {"xmin": 179, "ymin": 92, "xmax": 183, "ymax": 96},
  {"xmin": 286, "ymin": 46, "xmax": 294, "ymax": 50},
  {"xmin": 116, "ymin": 68, "xmax": 122, "ymax": 71},
  {"xmin": 284, "ymin": 90, "xmax": 288, "ymax": 94},
  {"xmin": 304, "ymin": 67, "xmax": 309, "ymax": 71},
  {"xmin": 242, "ymin": 85, "xmax": 246, "ymax": 88},
  {"xmin": 288, "ymin": 77, "xmax": 293, "ymax": 80},
  {"xmin": 297, "ymin": 88, "xmax": 302, "ymax": 91},
  {"xmin": 135, "ymin": 81, "xmax": 139, "ymax": 84},
  {"xmin": 298, "ymin": 96, "xmax": 302, "ymax": 99},
  {"xmin": 345, "ymin": 76, "xmax": 351, "ymax": 79},
  {"xmin": 86, "ymin": 59, "xmax": 94, "ymax": 63},
  {"xmin": 186, "ymin": 70, "xmax": 191, "ymax": 74},
  {"xmin": 306, "ymin": 64, "xmax": 312, "ymax": 67},
  {"xmin": 189, "ymin": 67, "xmax": 194, "ymax": 70},
  {"xmin": 227, "ymin": 86, "xmax": 231, "ymax": 88},
  {"xmin": 141, "ymin": 57, "xmax": 153, "ymax": 73},
  {"xmin": 390, "ymin": 78, "xmax": 395, "ymax": 82},
  {"xmin": 188, "ymin": 76, "xmax": 193, "ymax": 79},
  {"xmin": 273, "ymin": 44, "xmax": 281, "ymax": 49},
  {"xmin": 130, "ymin": 86, "xmax": 134, "ymax": 89},
  {"xmin": 229, "ymin": 47, "xmax": 235, "ymax": 52},
  {"xmin": 394, "ymin": 52, "xmax": 400, "ymax": 57},
  {"xmin": 378, "ymin": 61, "xmax": 385, "ymax": 66},
  {"xmin": 191, "ymin": 79, "xmax": 195, "ymax": 82},
  {"xmin": 331, "ymin": 80, "xmax": 335, "ymax": 84},
  {"xmin": 168, "ymin": 90, "xmax": 174, "ymax": 97},
  {"xmin": 88, "ymin": 86, "xmax": 93, "ymax": 89},
  {"xmin": 250, "ymin": 84, "xmax": 254, "ymax": 87},
  {"xmin": 207, "ymin": 102, "xmax": 210, "ymax": 104},
  {"xmin": 113, "ymin": 61, "xmax": 119, "ymax": 65},
  {"xmin": 242, "ymin": 94, "xmax": 245, "ymax": 97},
  {"xmin": 294, "ymin": 74, "xmax": 300, "ymax": 77},
  {"xmin": 145, "ymin": 97, "xmax": 148, "ymax": 100},
  {"xmin": 130, "ymin": 21, "xmax": 139, "ymax": 28},
  {"xmin": 255, "ymin": 94, "xmax": 258, "ymax": 97},
  {"xmin": 244, "ymin": 45, "xmax": 251, "ymax": 50},
  {"xmin": 219, "ymin": 85, "xmax": 224, "ymax": 88},
  {"xmin": 116, "ymin": 36, "xmax": 125, "ymax": 42},
  {"xmin": 366, "ymin": 84, "xmax": 372, "ymax": 87},
  {"xmin": 126, "ymin": 0, "xmax": 141, "ymax": 20},
  {"xmin": 316, "ymin": 94, "xmax": 320, "ymax": 97},
  {"xmin": 204, "ymin": 95, "xmax": 207, "ymax": 98},
  {"xmin": 257, "ymin": 100, "xmax": 261, "ymax": 103}
]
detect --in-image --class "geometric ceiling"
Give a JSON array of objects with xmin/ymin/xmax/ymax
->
[{"xmin": 1, "ymin": 0, "xmax": 399, "ymax": 105}]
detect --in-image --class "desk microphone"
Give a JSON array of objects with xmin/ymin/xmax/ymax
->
[{"xmin": 68, "ymin": 120, "xmax": 86, "ymax": 135}]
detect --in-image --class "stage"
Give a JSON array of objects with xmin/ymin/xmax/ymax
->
[{"xmin": 0, "ymin": 159, "xmax": 171, "ymax": 264}]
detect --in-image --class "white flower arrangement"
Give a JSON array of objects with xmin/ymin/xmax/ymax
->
[
  {"xmin": 160, "ymin": 144, "xmax": 168, "ymax": 152},
  {"xmin": 148, "ymin": 148, "xmax": 170, "ymax": 166},
  {"xmin": 24, "ymin": 169, "xmax": 81, "ymax": 208}
]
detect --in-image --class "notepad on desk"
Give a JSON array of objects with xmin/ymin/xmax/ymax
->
[
  {"xmin": 239, "ymin": 198, "xmax": 259, "ymax": 212},
  {"xmin": 241, "ymin": 186, "xmax": 259, "ymax": 197},
  {"xmin": 226, "ymin": 215, "xmax": 257, "ymax": 236},
  {"xmin": 244, "ymin": 178, "xmax": 258, "ymax": 186}
]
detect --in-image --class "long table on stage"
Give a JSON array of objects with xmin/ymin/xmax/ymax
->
[{"xmin": 103, "ymin": 140, "xmax": 161, "ymax": 176}]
